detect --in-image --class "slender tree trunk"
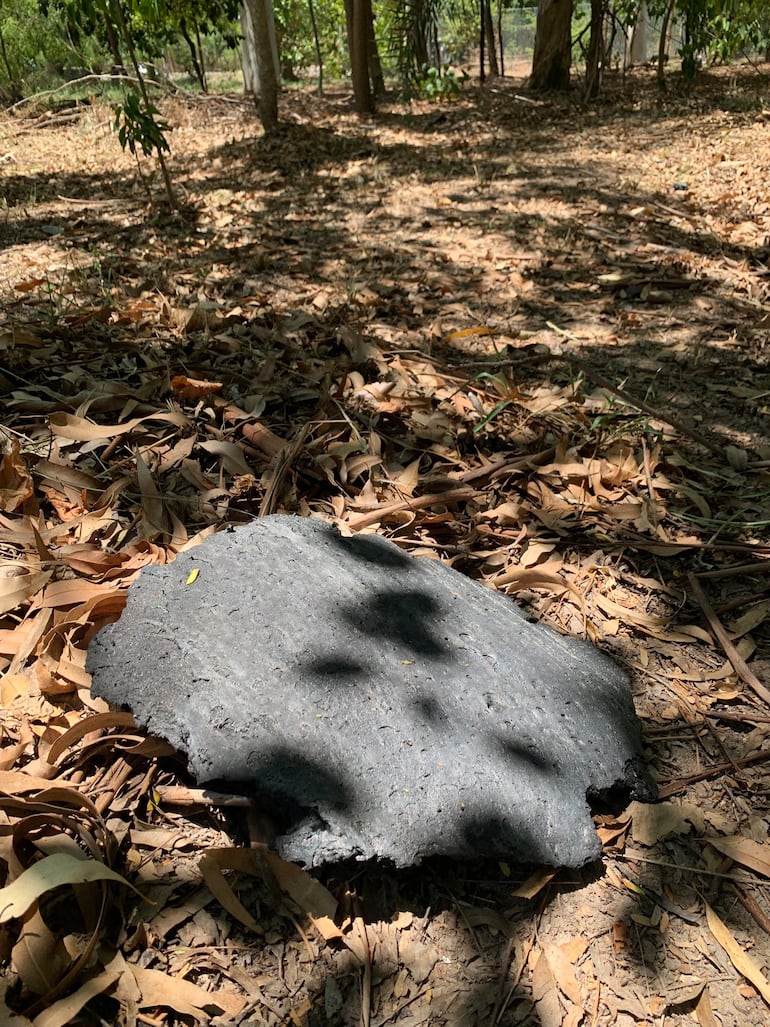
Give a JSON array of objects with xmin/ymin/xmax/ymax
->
[
  {"xmin": 194, "ymin": 22, "xmax": 208, "ymax": 91},
  {"xmin": 627, "ymin": 0, "xmax": 648, "ymax": 67},
  {"xmin": 307, "ymin": 0, "xmax": 324, "ymax": 94},
  {"xmin": 103, "ymin": 16, "xmax": 123, "ymax": 69},
  {"xmin": 479, "ymin": 0, "xmax": 486, "ymax": 82},
  {"xmin": 343, "ymin": 0, "xmax": 354, "ymax": 63},
  {"xmin": 497, "ymin": 0, "xmax": 505, "ymax": 76},
  {"xmin": 181, "ymin": 19, "xmax": 206, "ymax": 90},
  {"xmin": 529, "ymin": 0, "xmax": 574, "ymax": 92},
  {"xmin": 584, "ymin": 0, "xmax": 603, "ymax": 99},
  {"xmin": 351, "ymin": 0, "xmax": 374, "ymax": 113},
  {"xmin": 240, "ymin": 0, "xmax": 280, "ymax": 132},
  {"xmin": 484, "ymin": 0, "xmax": 499, "ymax": 77},
  {"xmin": 657, "ymin": 0, "xmax": 675, "ymax": 89},
  {"xmin": 109, "ymin": 0, "xmax": 175, "ymax": 205},
  {"xmin": 364, "ymin": 0, "xmax": 384, "ymax": 98}
]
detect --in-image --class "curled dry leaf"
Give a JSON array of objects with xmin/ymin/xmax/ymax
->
[
  {"xmin": 0, "ymin": 853, "xmax": 139, "ymax": 924},
  {"xmin": 0, "ymin": 440, "xmax": 34, "ymax": 513},
  {"xmin": 171, "ymin": 375, "xmax": 223, "ymax": 401}
]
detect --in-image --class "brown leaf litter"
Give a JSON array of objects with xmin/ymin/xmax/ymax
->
[{"xmin": 1, "ymin": 65, "xmax": 770, "ymax": 1024}]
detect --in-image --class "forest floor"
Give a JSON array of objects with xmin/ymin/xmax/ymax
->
[{"xmin": 1, "ymin": 62, "xmax": 770, "ymax": 1027}]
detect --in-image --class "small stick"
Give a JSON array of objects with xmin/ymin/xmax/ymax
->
[
  {"xmin": 657, "ymin": 749, "xmax": 770, "ymax": 799},
  {"xmin": 696, "ymin": 561, "xmax": 770, "ymax": 581},
  {"xmin": 687, "ymin": 572, "xmax": 770, "ymax": 705},
  {"xmin": 733, "ymin": 884, "xmax": 770, "ymax": 937},
  {"xmin": 347, "ymin": 486, "xmax": 478, "ymax": 530}
]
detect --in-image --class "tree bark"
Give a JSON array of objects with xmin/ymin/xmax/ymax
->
[
  {"xmin": 484, "ymin": 0, "xmax": 499, "ymax": 78},
  {"xmin": 529, "ymin": 0, "xmax": 574, "ymax": 92},
  {"xmin": 656, "ymin": 0, "xmax": 676, "ymax": 89},
  {"xmin": 240, "ymin": 0, "xmax": 280, "ymax": 132},
  {"xmin": 364, "ymin": 0, "xmax": 385, "ymax": 98},
  {"xmin": 584, "ymin": 0, "xmax": 603, "ymax": 99},
  {"xmin": 180, "ymin": 19, "xmax": 206, "ymax": 91},
  {"xmin": 307, "ymin": 0, "xmax": 324, "ymax": 94},
  {"xmin": 626, "ymin": 0, "xmax": 648, "ymax": 68},
  {"xmin": 350, "ymin": 0, "xmax": 374, "ymax": 114}
]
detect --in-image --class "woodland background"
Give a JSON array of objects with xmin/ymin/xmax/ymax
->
[{"xmin": 2, "ymin": 1, "xmax": 770, "ymax": 1025}]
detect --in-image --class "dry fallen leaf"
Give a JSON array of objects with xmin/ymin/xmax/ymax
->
[
  {"xmin": 0, "ymin": 853, "xmax": 138, "ymax": 923},
  {"xmin": 707, "ymin": 835, "xmax": 770, "ymax": 878},
  {"xmin": 705, "ymin": 902, "xmax": 770, "ymax": 1005}
]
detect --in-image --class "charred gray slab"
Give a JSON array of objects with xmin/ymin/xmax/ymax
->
[{"xmin": 87, "ymin": 515, "xmax": 655, "ymax": 868}]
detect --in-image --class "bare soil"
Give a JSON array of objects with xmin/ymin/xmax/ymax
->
[{"xmin": 1, "ymin": 65, "xmax": 770, "ymax": 1026}]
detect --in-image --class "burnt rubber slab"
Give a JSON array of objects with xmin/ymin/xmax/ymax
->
[{"xmin": 87, "ymin": 515, "xmax": 655, "ymax": 867}]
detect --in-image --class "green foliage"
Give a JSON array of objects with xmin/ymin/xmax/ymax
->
[
  {"xmin": 413, "ymin": 61, "xmax": 467, "ymax": 98},
  {"xmin": 113, "ymin": 88, "xmax": 170, "ymax": 156},
  {"xmin": 0, "ymin": 0, "xmax": 100, "ymax": 97}
]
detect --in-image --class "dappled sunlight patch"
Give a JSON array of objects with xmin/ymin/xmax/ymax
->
[{"xmin": 2, "ymin": 72, "xmax": 770, "ymax": 1022}]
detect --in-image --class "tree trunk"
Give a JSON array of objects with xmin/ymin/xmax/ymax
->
[
  {"xmin": 626, "ymin": 0, "xmax": 648, "ymax": 68},
  {"xmin": 529, "ymin": 0, "xmax": 574, "ymax": 92},
  {"xmin": 364, "ymin": 0, "xmax": 385, "ymax": 98},
  {"xmin": 497, "ymin": 0, "xmax": 505, "ymax": 77},
  {"xmin": 584, "ymin": 0, "xmax": 603, "ymax": 99},
  {"xmin": 656, "ymin": 0, "xmax": 675, "ymax": 89},
  {"xmin": 180, "ymin": 19, "xmax": 206, "ymax": 90},
  {"xmin": 103, "ymin": 15, "xmax": 123, "ymax": 69},
  {"xmin": 350, "ymin": 0, "xmax": 374, "ymax": 114},
  {"xmin": 484, "ymin": 0, "xmax": 499, "ymax": 78},
  {"xmin": 307, "ymin": 0, "xmax": 324, "ymax": 94},
  {"xmin": 240, "ymin": 0, "xmax": 280, "ymax": 132}
]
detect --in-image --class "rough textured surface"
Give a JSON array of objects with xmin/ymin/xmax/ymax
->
[{"xmin": 87, "ymin": 515, "xmax": 655, "ymax": 868}]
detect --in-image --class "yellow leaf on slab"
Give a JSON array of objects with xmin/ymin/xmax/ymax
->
[
  {"xmin": 707, "ymin": 835, "xmax": 770, "ymax": 878},
  {"xmin": 705, "ymin": 902, "xmax": 770, "ymax": 1005},
  {"xmin": 0, "ymin": 853, "xmax": 139, "ymax": 923}
]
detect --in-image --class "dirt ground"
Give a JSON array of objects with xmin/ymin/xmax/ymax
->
[{"xmin": 1, "ymin": 64, "xmax": 770, "ymax": 1026}]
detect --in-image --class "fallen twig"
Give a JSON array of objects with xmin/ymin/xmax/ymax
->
[{"xmin": 687, "ymin": 572, "xmax": 770, "ymax": 705}]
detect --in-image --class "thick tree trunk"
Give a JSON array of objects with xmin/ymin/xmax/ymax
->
[
  {"xmin": 350, "ymin": 0, "xmax": 374, "ymax": 114},
  {"xmin": 529, "ymin": 0, "xmax": 574, "ymax": 92},
  {"xmin": 240, "ymin": 0, "xmax": 280, "ymax": 132},
  {"xmin": 626, "ymin": 0, "xmax": 648, "ymax": 68}
]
